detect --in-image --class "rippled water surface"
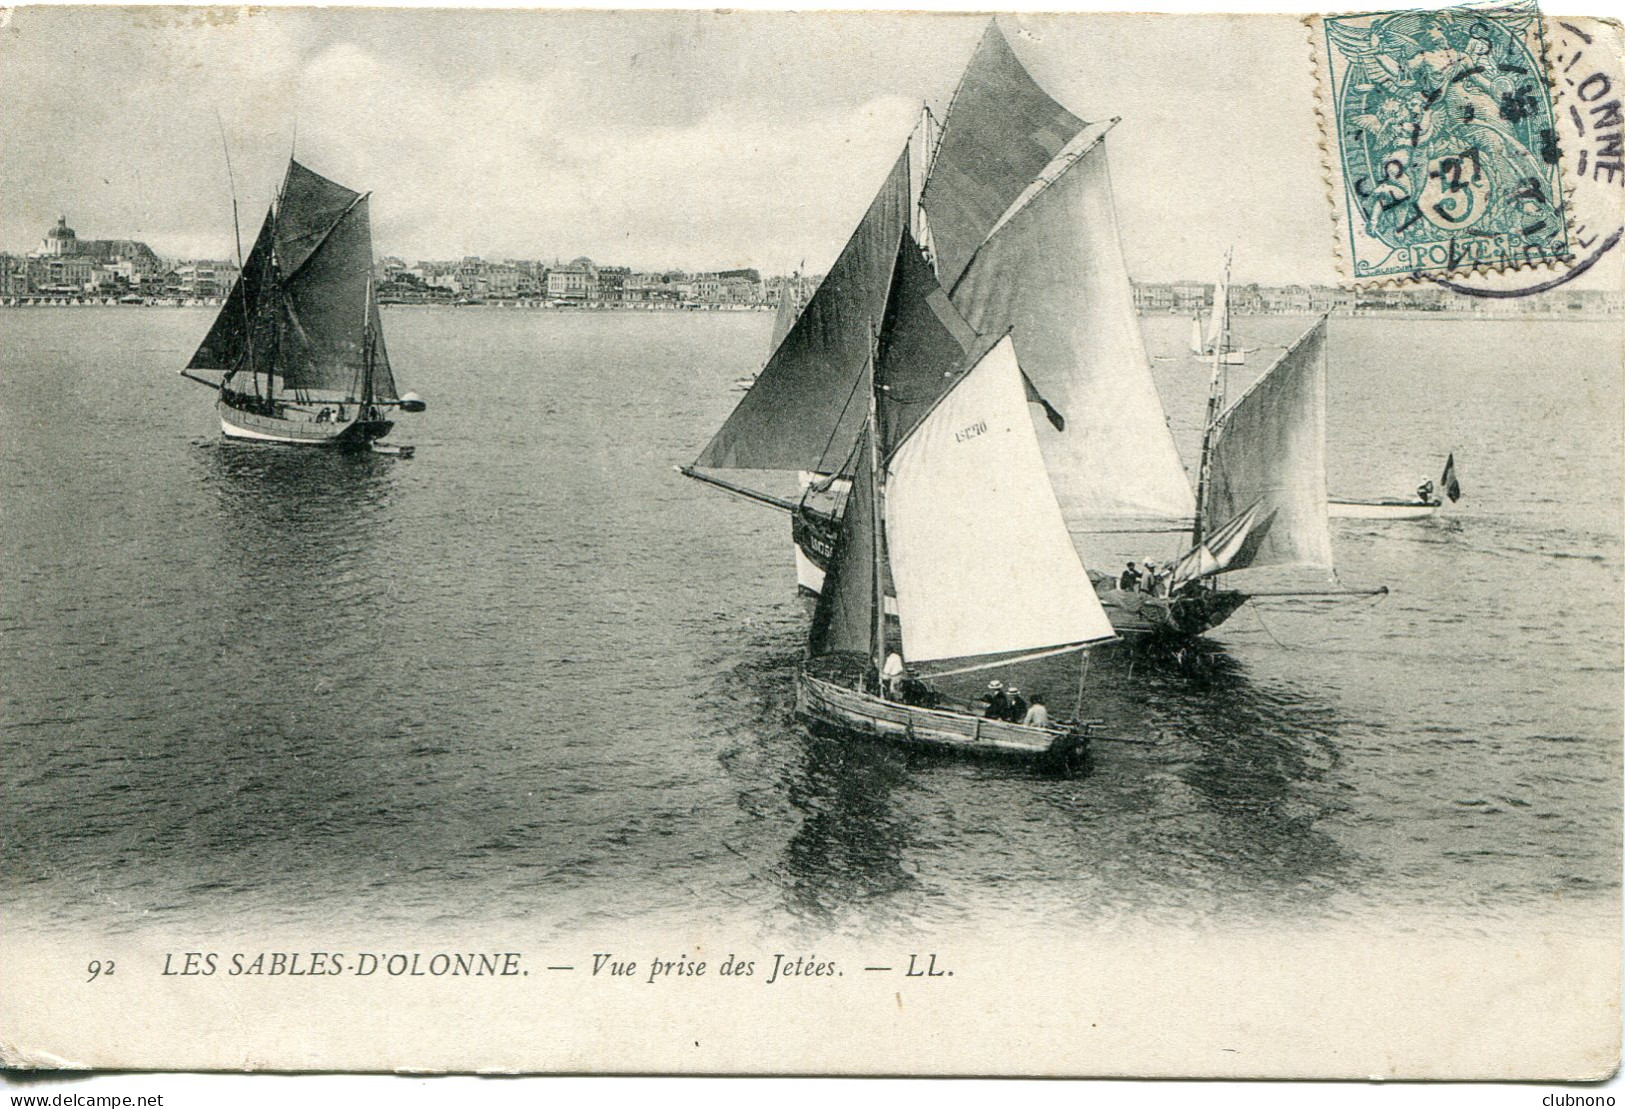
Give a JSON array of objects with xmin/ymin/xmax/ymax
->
[{"xmin": 2, "ymin": 307, "xmax": 1619, "ymax": 937}]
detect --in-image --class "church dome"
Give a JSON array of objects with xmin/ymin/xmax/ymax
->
[{"xmin": 47, "ymin": 216, "xmax": 76, "ymax": 241}]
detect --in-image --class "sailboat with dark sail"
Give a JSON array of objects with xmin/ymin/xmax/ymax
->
[
  {"xmin": 180, "ymin": 158, "xmax": 425, "ymax": 449},
  {"xmin": 683, "ymin": 22, "xmax": 1363, "ymax": 641}
]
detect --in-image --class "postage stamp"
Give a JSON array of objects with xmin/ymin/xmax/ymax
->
[{"xmin": 1312, "ymin": 0, "xmax": 1572, "ymax": 282}]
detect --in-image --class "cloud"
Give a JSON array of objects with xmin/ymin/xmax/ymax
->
[{"xmin": 284, "ymin": 38, "xmax": 917, "ymax": 270}]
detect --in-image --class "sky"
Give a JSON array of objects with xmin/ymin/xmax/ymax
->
[{"xmin": 1, "ymin": 5, "xmax": 1619, "ymax": 288}]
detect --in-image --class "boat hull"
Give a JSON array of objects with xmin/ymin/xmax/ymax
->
[
  {"xmin": 793, "ymin": 508, "xmax": 1242, "ymax": 640},
  {"xmin": 1089, "ymin": 575, "xmax": 1251, "ymax": 639},
  {"xmin": 794, "ymin": 668, "xmax": 1090, "ymax": 774},
  {"xmin": 219, "ymin": 399, "xmax": 393, "ymax": 448},
  {"xmin": 1328, "ymin": 498, "xmax": 1439, "ymax": 520}
]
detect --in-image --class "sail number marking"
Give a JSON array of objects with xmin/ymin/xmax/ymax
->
[{"xmin": 954, "ymin": 420, "xmax": 988, "ymax": 444}]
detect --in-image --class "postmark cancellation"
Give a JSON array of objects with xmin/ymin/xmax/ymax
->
[{"xmin": 1311, "ymin": 1, "xmax": 1572, "ymax": 283}]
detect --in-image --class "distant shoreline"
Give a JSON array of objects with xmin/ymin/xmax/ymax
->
[{"xmin": 0, "ymin": 298, "xmax": 1616, "ymax": 322}]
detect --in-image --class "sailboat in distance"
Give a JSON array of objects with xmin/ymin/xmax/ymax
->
[
  {"xmin": 1188, "ymin": 260, "xmax": 1258, "ymax": 366},
  {"xmin": 180, "ymin": 158, "xmax": 426, "ymax": 450},
  {"xmin": 797, "ymin": 329, "xmax": 1113, "ymax": 775},
  {"xmin": 733, "ymin": 272, "xmax": 806, "ymax": 391}
]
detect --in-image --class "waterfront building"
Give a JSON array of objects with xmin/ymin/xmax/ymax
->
[
  {"xmin": 596, "ymin": 266, "xmax": 629, "ymax": 304},
  {"xmin": 547, "ymin": 257, "xmax": 598, "ymax": 301},
  {"xmin": 172, "ymin": 259, "xmax": 240, "ymax": 298},
  {"xmin": 485, "ymin": 264, "xmax": 521, "ymax": 299},
  {"xmin": 1, "ymin": 254, "xmax": 31, "ymax": 296},
  {"xmin": 18, "ymin": 215, "xmax": 162, "ymax": 294},
  {"xmin": 28, "ymin": 254, "xmax": 95, "ymax": 293},
  {"xmin": 1170, "ymin": 281, "xmax": 1210, "ymax": 313}
]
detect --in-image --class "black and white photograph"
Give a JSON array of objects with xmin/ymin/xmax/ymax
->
[{"xmin": 1, "ymin": 1, "xmax": 1620, "ymax": 1087}]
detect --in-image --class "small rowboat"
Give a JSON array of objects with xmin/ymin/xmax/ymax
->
[
  {"xmin": 1328, "ymin": 497, "xmax": 1439, "ymax": 520},
  {"xmin": 1329, "ymin": 455, "xmax": 1460, "ymax": 520}
]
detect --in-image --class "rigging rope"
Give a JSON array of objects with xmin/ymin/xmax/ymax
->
[
  {"xmin": 807, "ymin": 355, "xmax": 870, "ymax": 483},
  {"xmin": 1247, "ymin": 599, "xmax": 1291, "ymax": 649}
]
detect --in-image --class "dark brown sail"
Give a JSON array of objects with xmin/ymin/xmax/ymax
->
[
  {"xmin": 185, "ymin": 207, "xmax": 277, "ymax": 379},
  {"xmin": 692, "ymin": 149, "xmax": 910, "ymax": 474},
  {"xmin": 277, "ymin": 163, "xmax": 374, "ymax": 397},
  {"xmin": 807, "ymin": 429, "xmax": 881, "ymax": 661},
  {"xmin": 875, "ymin": 229, "xmax": 978, "ymax": 452},
  {"xmin": 922, "ymin": 22, "xmax": 1089, "ymax": 290}
]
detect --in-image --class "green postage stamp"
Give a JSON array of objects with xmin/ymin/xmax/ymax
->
[{"xmin": 1314, "ymin": 0, "xmax": 1571, "ymax": 281}]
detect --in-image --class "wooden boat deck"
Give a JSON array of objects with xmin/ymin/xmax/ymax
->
[
  {"xmin": 219, "ymin": 398, "xmax": 392, "ymax": 447},
  {"xmin": 795, "ymin": 666, "xmax": 1091, "ymax": 773},
  {"xmin": 1089, "ymin": 574, "xmax": 1250, "ymax": 639}
]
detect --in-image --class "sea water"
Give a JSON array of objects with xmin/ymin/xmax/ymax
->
[{"xmin": 2, "ymin": 306, "xmax": 1618, "ymax": 938}]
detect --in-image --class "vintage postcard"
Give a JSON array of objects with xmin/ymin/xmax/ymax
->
[{"xmin": 1, "ymin": 2, "xmax": 1620, "ymax": 1082}]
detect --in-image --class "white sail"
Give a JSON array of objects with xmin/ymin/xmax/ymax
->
[
  {"xmin": 883, "ymin": 336, "xmax": 1116, "ymax": 664},
  {"xmin": 1204, "ymin": 275, "xmax": 1228, "ymax": 351},
  {"xmin": 1204, "ymin": 318, "xmax": 1334, "ymax": 571},
  {"xmin": 1171, "ymin": 499, "xmax": 1275, "ymax": 586},
  {"xmin": 951, "ymin": 141, "xmax": 1196, "ymax": 523},
  {"xmin": 1189, "ymin": 314, "xmax": 1205, "ymax": 356},
  {"xmin": 768, "ymin": 279, "xmax": 799, "ymax": 354}
]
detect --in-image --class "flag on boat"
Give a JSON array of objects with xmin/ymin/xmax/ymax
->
[
  {"xmin": 1441, "ymin": 453, "xmax": 1461, "ymax": 503},
  {"xmin": 1021, "ymin": 369, "xmax": 1065, "ymax": 431}
]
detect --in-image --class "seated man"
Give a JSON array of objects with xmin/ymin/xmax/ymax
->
[
  {"xmin": 1022, "ymin": 697, "xmax": 1050, "ymax": 728},
  {"xmin": 980, "ymin": 680, "xmax": 1009, "ymax": 720},
  {"xmin": 1005, "ymin": 686, "xmax": 1029, "ymax": 723},
  {"xmin": 1118, "ymin": 561, "xmax": 1141, "ymax": 591}
]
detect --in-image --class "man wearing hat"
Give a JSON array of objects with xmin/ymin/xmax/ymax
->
[
  {"xmin": 980, "ymin": 680, "xmax": 1009, "ymax": 721},
  {"xmin": 1005, "ymin": 685, "xmax": 1029, "ymax": 724},
  {"xmin": 1140, "ymin": 559, "xmax": 1159, "ymax": 594}
]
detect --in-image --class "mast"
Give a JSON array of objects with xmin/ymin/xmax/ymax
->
[
  {"xmin": 213, "ymin": 110, "xmax": 257, "ymax": 399},
  {"xmin": 267, "ymin": 166, "xmax": 292, "ymax": 409},
  {"xmin": 1191, "ymin": 248, "xmax": 1234, "ymax": 550},
  {"xmin": 867, "ymin": 319, "xmax": 887, "ymax": 680},
  {"xmin": 361, "ymin": 274, "xmax": 375, "ymax": 411},
  {"xmin": 914, "ymin": 103, "xmax": 938, "ymax": 272}
]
